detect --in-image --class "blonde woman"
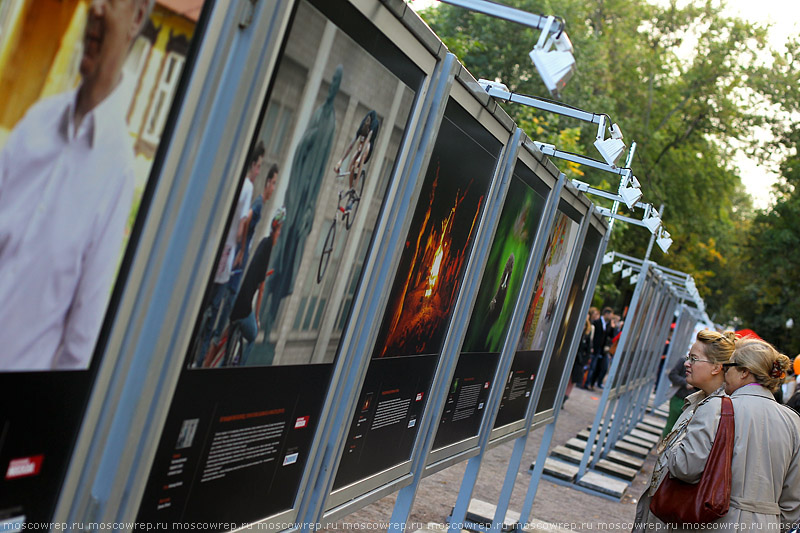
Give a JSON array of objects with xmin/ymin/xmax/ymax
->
[
  {"xmin": 720, "ymin": 338, "xmax": 800, "ymax": 530},
  {"xmin": 634, "ymin": 329, "xmax": 736, "ymax": 530}
]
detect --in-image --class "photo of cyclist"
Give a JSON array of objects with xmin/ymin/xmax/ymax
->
[{"xmin": 333, "ymin": 109, "xmax": 380, "ymax": 192}]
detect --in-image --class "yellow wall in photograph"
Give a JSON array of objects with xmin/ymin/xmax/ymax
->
[{"xmin": 0, "ymin": 0, "xmax": 82, "ymax": 131}]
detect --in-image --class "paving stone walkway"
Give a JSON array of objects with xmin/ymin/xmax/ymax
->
[{"xmin": 319, "ymin": 385, "xmax": 660, "ymax": 533}]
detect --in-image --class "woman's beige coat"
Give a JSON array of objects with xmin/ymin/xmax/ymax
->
[{"xmin": 638, "ymin": 384, "xmax": 800, "ymax": 531}]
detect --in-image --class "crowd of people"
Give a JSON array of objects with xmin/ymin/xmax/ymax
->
[{"xmin": 564, "ymin": 306, "xmax": 620, "ymax": 402}]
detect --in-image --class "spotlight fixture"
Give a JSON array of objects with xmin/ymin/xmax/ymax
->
[
  {"xmin": 602, "ymin": 252, "xmax": 615, "ymax": 265},
  {"xmin": 529, "ymin": 16, "xmax": 576, "ymax": 98},
  {"xmin": 594, "ymin": 123, "xmax": 626, "ymax": 167},
  {"xmin": 618, "ymin": 183, "xmax": 643, "ymax": 210},
  {"xmin": 630, "ymin": 274, "xmax": 639, "ymax": 285},
  {"xmin": 657, "ymin": 229, "xmax": 673, "ymax": 253},
  {"xmin": 621, "ymin": 266, "xmax": 633, "ymax": 279},
  {"xmin": 612, "ymin": 261, "xmax": 623, "ymax": 274},
  {"xmin": 642, "ymin": 207, "xmax": 662, "ymax": 234}
]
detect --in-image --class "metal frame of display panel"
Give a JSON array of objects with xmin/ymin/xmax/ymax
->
[
  {"xmin": 528, "ymin": 211, "xmax": 608, "ymax": 422},
  {"xmin": 2, "ymin": 0, "xmax": 220, "ymax": 525},
  {"xmin": 387, "ymin": 79, "xmax": 524, "ymax": 530},
  {"xmin": 422, "ymin": 132, "xmax": 563, "ymax": 473},
  {"xmin": 444, "ymin": 182, "xmax": 594, "ymax": 533},
  {"xmin": 575, "ymin": 261, "xmax": 683, "ymax": 477},
  {"xmin": 576, "ymin": 262, "xmax": 654, "ymax": 478},
  {"xmin": 520, "ymin": 207, "xmax": 611, "ymax": 526},
  {"xmin": 653, "ymin": 304, "xmax": 702, "ymax": 407},
  {"xmin": 298, "ymin": 54, "xmax": 516, "ymax": 522},
  {"xmin": 294, "ymin": 46, "xmax": 454, "ymax": 525},
  {"xmin": 591, "ymin": 272, "xmax": 664, "ymax": 468},
  {"xmin": 51, "ymin": 0, "xmax": 234, "ymax": 525},
  {"xmin": 604, "ymin": 276, "xmax": 677, "ymax": 448},
  {"xmin": 60, "ymin": 0, "xmax": 445, "ymax": 529}
]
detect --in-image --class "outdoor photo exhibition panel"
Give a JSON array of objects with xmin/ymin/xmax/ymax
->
[
  {"xmin": 0, "ymin": 1, "xmax": 212, "ymax": 525},
  {"xmin": 611, "ymin": 271, "xmax": 658, "ymax": 392},
  {"xmin": 489, "ymin": 187, "xmax": 589, "ymax": 443},
  {"xmin": 576, "ymin": 265, "xmax": 659, "ymax": 477},
  {"xmin": 134, "ymin": 0, "xmax": 434, "ymax": 527},
  {"xmin": 426, "ymin": 142, "xmax": 554, "ymax": 464},
  {"xmin": 328, "ymin": 84, "xmax": 506, "ymax": 509},
  {"xmin": 536, "ymin": 215, "xmax": 607, "ymax": 417}
]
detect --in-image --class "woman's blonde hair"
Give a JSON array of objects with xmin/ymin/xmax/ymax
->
[
  {"xmin": 731, "ymin": 337, "xmax": 792, "ymax": 392},
  {"xmin": 696, "ymin": 329, "xmax": 736, "ymax": 364}
]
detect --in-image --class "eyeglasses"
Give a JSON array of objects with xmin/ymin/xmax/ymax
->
[
  {"xmin": 684, "ymin": 354, "xmax": 714, "ymax": 365},
  {"xmin": 722, "ymin": 362, "xmax": 740, "ymax": 371}
]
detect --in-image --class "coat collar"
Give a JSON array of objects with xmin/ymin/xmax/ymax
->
[
  {"xmin": 730, "ymin": 383, "xmax": 774, "ymax": 400},
  {"xmin": 683, "ymin": 385, "xmax": 726, "ymax": 409}
]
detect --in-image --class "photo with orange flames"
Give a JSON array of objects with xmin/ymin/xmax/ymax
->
[{"xmin": 374, "ymin": 104, "xmax": 498, "ymax": 358}]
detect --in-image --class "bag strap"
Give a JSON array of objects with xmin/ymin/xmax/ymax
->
[{"xmin": 720, "ymin": 395, "xmax": 734, "ymax": 417}]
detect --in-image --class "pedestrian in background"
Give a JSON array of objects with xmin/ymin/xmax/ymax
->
[{"xmin": 661, "ymin": 356, "xmax": 694, "ymax": 437}]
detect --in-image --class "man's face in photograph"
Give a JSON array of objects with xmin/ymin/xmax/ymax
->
[{"xmin": 81, "ymin": 0, "xmax": 146, "ymax": 88}]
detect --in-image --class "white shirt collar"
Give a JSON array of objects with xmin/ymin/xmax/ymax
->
[{"xmin": 62, "ymin": 76, "xmax": 130, "ymax": 148}]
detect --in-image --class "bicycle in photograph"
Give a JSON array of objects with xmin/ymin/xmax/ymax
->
[{"xmin": 317, "ymin": 168, "xmax": 365, "ymax": 283}]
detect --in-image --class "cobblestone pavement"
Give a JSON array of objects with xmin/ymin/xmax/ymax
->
[{"xmin": 320, "ymin": 385, "xmax": 660, "ymax": 533}]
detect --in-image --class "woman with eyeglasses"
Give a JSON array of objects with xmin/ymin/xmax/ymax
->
[
  {"xmin": 634, "ymin": 329, "xmax": 735, "ymax": 530},
  {"xmin": 719, "ymin": 338, "xmax": 800, "ymax": 530}
]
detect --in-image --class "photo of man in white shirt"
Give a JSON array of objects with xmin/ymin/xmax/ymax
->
[{"xmin": 0, "ymin": 0, "xmax": 155, "ymax": 371}]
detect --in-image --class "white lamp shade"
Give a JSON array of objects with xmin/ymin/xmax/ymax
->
[
  {"xmin": 630, "ymin": 274, "xmax": 639, "ymax": 285},
  {"xmin": 621, "ymin": 266, "xmax": 633, "ymax": 279},
  {"xmin": 594, "ymin": 137, "xmax": 626, "ymax": 166},
  {"xmin": 618, "ymin": 185, "xmax": 642, "ymax": 210},
  {"xmin": 644, "ymin": 212, "xmax": 662, "ymax": 234},
  {"xmin": 612, "ymin": 261, "xmax": 623, "ymax": 274},
  {"xmin": 603, "ymin": 252, "xmax": 615, "ymax": 264},
  {"xmin": 530, "ymin": 48, "xmax": 576, "ymax": 97},
  {"xmin": 657, "ymin": 233, "xmax": 673, "ymax": 253}
]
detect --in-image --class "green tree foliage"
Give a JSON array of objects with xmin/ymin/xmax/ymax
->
[
  {"xmin": 730, "ymin": 39, "xmax": 800, "ymax": 354},
  {"xmin": 419, "ymin": 0, "xmax": 768, "ymax": 321}
]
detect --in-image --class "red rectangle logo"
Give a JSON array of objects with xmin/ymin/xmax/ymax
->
[
  {"xmin": 6, "ymin": 455, "xmax": 44, "ymax": 479},
  {"xmin": 294, "ymin": 416, "xmax": 309, "ymax": 429},
  {"xmin": 415, "ymin": 392, "xmax": 424, "ymax": 402}
]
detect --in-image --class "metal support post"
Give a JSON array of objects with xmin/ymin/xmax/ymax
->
[
  {"xmin": 577, "ymin": 261, "xmax": 650, "ymax": 477},
  {"xmin": 486, "ymin": 204, "xmax": 593, "ymax": 533},
  {"xmin": 446, "ymin": 173, "xmax": 566, "ymax": 533},
  {"xmin": 387, "ymin": 124, "xmax": 524, "ymax": 533},
  {"xmin": 297, "ymin": 54, "xmax": 459, "ymax": 530}
]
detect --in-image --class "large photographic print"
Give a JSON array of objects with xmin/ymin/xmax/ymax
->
[
  {"xmin": 334, "ymin": 98, "xmax": 500, "ymax": 490},
  {"xmin": 536, "ymin": 224, "xmax": 601, "ymax": 414},
  {"xmin": 0, "ymin": 0, "xmax": 207, "ymax": 524},
  {"xmin": 432, "ymin": 168, "xmax": 545, "ymax": 451},
  {"xmin": 0, "ymin": 0, "xmax": 203, "ymax": 372},
  {"xmin": 493, "ymin": 209, "xmax": 579, "ymax": 429},
  {"xmin": 188, "ymin": 0, "xmax": 416, "ymax": 370},
  {"xmin": 137, "ymin": 0, "xmax": 424, "ymax": 525}
]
